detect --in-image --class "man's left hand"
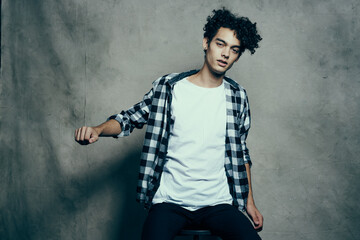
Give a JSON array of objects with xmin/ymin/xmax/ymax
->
[{"xmin": 246, "ymin": 202, "xmax": 263, "ymax": 231}]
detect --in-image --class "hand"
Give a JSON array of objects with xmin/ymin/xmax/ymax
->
[
  {"xmin": 74, "ymin": 126, "xmax": 99, "ymax": 145},
  {"xmin": 246, "ymin": 202, "xmax": 263, "ymax": 231}
]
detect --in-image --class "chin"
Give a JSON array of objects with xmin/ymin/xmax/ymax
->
[
  {"xmin": 206, "ymin": 61, "xmax": 228, "ymax": 76},
  {"xmin": 212, "ymin": 67, "xmax": 227, "ymax": 76}
]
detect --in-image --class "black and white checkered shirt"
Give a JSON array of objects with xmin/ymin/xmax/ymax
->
[{"xmin": 109, "ymin": 69, "xmax": 252, "ymax": 211}]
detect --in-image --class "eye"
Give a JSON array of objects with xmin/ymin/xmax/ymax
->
[
  {"xmin": 216, "ymin": 42, "xmax": 224, "ymax": 47},
  {"xmin": 232, "ymin": 48, "xmax": 240, "ymax": 54}
]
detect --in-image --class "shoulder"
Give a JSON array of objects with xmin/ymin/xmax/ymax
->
[
  {"xmin": 152, "ymin": 70, "xmax": 199, "ymax": 87},
  {"xmin": 152, "ymin": 72, "xmax": 180, "ymax": 87},
  {"xmin": 224, "ymin": 76, "xmax": 247, "ymax": 95}
]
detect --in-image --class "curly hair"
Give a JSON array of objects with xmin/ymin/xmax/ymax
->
[{"xmin": 203, "ymin": 8, "xmax": 262, "ymax": 56}]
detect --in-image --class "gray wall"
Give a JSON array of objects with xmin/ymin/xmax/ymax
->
[{"xmin": 1, "ymin": 0, "xmax": 359, "ymax": 239}]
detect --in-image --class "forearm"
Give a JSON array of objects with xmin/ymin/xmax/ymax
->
[
  {"xmin": 244, "ymin": 162, "xmax": 264, "ymax": 229},
  {"xmin": 245, "ymin": 163, "xmax": 255, "ymax": 205},
  {"xmin": 94, "ymin": 119, "xmax": 122, "ymax": 137}
]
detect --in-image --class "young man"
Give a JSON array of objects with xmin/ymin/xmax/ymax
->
[{"xmin": 75, "ymin": 8, "xmax": 263, "ymax": 240}]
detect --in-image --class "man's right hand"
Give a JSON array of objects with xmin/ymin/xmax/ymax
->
[{"xmin": 75, "ymin": 126, "xmax": 100, "ymax": 145}]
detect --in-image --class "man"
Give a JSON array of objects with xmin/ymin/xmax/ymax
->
[{"xmin": 75, "ymin": 8, "xmax": 263, "ymax": 240}]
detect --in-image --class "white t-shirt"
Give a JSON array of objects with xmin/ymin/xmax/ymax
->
[{"xmin": 152, "ymin": 78, "xmax": 233, "ymax": 210}]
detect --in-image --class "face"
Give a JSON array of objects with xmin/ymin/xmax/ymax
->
[{"xmin": 203, "ymin": 27, "xmax": 241, "ymax": 76}]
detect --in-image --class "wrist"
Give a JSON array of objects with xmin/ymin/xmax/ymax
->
[
  {"xmin": 93, "ymin": 126, "xmax": 103, "ymax": 136},
  {"xmin": 247, "ymin": 196, "xmax": 255, "ymax": 206}
]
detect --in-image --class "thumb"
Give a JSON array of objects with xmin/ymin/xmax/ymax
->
[
  {"xmin": 253, "ymin": 213, "xmax": 260, "ymax": 224},
  {"xmin": 89, "ymin": 134, "xmax": 98, "ymax": 144}
]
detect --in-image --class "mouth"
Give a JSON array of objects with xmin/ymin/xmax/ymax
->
[{"xmin": 217, "ymin": 60, "xmax": 228, "ymax": 67}]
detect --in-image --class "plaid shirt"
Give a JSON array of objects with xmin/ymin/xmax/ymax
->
[{"xmin": 109, "ymin": 69, "xmax": 252, "ymax": 211}]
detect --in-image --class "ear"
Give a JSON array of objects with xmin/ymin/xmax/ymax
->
[{"xmin": 203, "ymin": 38, "xmax": 209, "ymax": 51}]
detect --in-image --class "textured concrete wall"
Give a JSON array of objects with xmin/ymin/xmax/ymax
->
[{"xmin": 1, "ymin": 0, "xmax": 359, "ymax": 239}]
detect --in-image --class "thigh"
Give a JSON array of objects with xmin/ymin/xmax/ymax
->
[
  {"xmin": 201, "ymin": 204, "xmax": 261, "ymax": 240},
  {"xmin": 141, "ymin": 203, "xmax": 188, "ymax": 240}
]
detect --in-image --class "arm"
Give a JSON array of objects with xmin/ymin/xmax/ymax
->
[
  {"xmin": 245, "ymin": 163, "xmax": 264, "ymax": 230},
  {"xmin": 74, "ymin": 77, "xmax": 159, "ymax": 145},
  {"xmin": 237, "ymin": 89, "xmax": 263, "ymax": 229},
  {"xmin": 74, "ymin": 119, "xmax": 121, "ymax": 145}
]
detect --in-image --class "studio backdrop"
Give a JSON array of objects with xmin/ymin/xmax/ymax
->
[{"xmin": 1, "ymin": 0, "xmax": 360, "ymax": 239}]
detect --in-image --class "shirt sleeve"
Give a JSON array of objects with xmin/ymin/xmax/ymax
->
[
  {"xmin": 239, "ymin": 89, "xmax": 252, "ymax": 166},
  {"xmin": 108, "ymin": 87, "xmax": 154, "ymax": 138}
]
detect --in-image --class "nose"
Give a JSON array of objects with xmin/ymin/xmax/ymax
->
[{"xmin": 221, "ymin": 47, "xmax": 230, "ymax": 59}]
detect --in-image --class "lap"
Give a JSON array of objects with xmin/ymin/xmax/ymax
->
[
  {"xmin": 141, "ymin": 203, "xmax": 261, "ymax": 240},
  {"xmin": 141, "ymin": 203, "xmax": 188, "ymax": 240},
  {"xmin": 200, "ymin": 204, "xmax": 261, "ymax": 240}
]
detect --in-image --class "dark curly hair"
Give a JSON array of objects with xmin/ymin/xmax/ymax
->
[{"xmin": 203, "ymin": 8, "xmax": 262, "ymax": 56}]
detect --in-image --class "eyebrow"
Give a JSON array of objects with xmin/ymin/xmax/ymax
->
[{"xmin": 215, "ymin": 38, "xmax": 241, "ymax": 49}]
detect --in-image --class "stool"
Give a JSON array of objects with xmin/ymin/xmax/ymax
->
[{"xmin": 178, "ymin": 229, "xmax": 219, "ymax": 240}]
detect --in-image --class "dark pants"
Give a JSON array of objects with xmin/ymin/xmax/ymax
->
[{"xmin": 141, "ymin": 203, "xmax": 261, "ymax": 240}]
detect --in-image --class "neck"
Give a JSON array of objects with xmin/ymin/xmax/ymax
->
[{"xmin": 188, "ymin": 63, "xmax": 224, "ymax": 88}]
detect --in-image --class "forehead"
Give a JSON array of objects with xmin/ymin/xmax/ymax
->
[{"xmin": 213, "ymin": 27, "xmax": 240, "ymax": 46}]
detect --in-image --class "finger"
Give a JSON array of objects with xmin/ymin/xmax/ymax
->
[
  {"xmin": 253, "ymin": 214, "xmax": 259, "ymax": 225},
  {"xmin": 254, "ymin": 213, "xmax": 263, "ymax": 229},
  {"xmin": 248, "ymin": 211, "xmax": 258, "ymax": 226},
  {"xmin": 78, "ymin": 127, "xmax": 84, "ymax": 141},
  {"xmin": 80, "ymin": 126, "xmax": 87, "ymax": 141},
  {"xmin": 76, "ymin": 128, "xmax": 82, "ymax": 141},
  {"xmin": 259, "ymin": 214, "xmax": 264, "ymax": 227},
  {"xmin": 84, "ymin": 128, "xmax": 92, "ymax": 141}
]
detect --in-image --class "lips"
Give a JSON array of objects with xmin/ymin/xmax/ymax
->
[{"xmin": 217, "ymin": 59, "xmax": 228, "ymax": 67}]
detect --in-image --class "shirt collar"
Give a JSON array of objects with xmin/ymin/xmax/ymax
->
[{"xmin": 167, "ymin": 69, "xmax": 239, "ymax": 90}]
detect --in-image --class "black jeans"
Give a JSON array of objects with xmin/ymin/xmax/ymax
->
[{"xmin": 141, "ymin": 203, "xmax": 261, "ymax": 240}]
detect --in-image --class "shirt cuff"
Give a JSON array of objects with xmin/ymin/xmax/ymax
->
[{"xmin": 107, "ymin": 114, "xmax": 126, "ymax": 138}]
